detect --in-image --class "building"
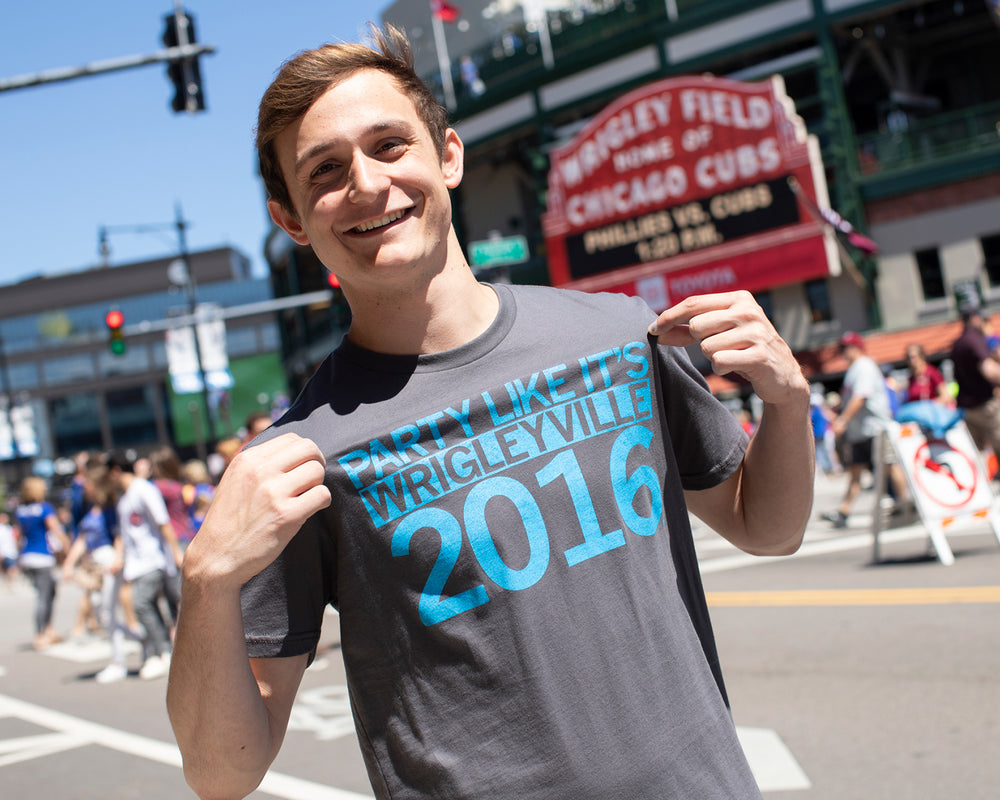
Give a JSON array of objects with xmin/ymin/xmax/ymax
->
[
  {"xmin": 0, "ymin": 246, "xmax": 287, "ymax": 487},
  {"xmin": 348, "ymin": 0, "xmax": 998, "ymax": 391}
]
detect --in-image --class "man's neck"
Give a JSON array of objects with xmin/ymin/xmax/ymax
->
[{"xmin": 345, "ymin": 263, "xmax": 499, "ymax": 356}]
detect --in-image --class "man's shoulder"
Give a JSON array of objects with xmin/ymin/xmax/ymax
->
[
  {"xmin": 504, "ymin": 282, "xmax": 650, "ymax": 310},
  {"xmin": 951, "ymin": 327, "xmax": 985, "ymax": 358},
  {"xmin": 500, "ymin": 284, "xmax": 655, "ymax": 336}
]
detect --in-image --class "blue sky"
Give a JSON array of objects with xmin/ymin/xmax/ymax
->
[{"xmin": 0, "ymin": 2, "xmax": 389, "ymax": 287}]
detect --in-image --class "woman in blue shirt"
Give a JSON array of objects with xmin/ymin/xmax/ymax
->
[{"xmin": 14, "ymin": 476, "xmax": 71, "ymax": 650}]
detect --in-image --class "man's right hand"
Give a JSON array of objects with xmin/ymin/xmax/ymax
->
[{"xmin": 183, "ymin": 432, "xmax": 332, "ymax": 589}]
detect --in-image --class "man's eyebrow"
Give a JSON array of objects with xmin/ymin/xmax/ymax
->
[{"xmin": 294, "ymin": 119, "xmax": 417, "ymax": 176}]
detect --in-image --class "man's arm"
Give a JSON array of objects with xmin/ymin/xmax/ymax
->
[
  {"xmin": 167, "ymin": 433, "xmax": 330, "ymax": 799},
  {"xmin": 650, "ymin": 291, "xmax": 813, "ymax": 556},
  {"xmin": 830, "ymin": 393, "xmax": 866, "ymax": 439},
  {"xmin": 159, "ymin": 522, "xmax": 184, "ymax": 570},
  {"xmin": 980, "ymin": 355, "xmax": 1000, "ymax": 386},
  {"xmin": 61, "ymin": 533, "xmax": 88, "ymax": 579}
]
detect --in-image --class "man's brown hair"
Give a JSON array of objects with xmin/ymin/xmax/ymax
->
[{"xmin": 255, "ymin": 24, "xmax": 450, "ymax": 216}]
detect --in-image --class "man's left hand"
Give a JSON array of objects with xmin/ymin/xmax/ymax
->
[{"xmin": 648, "ymin": 290, "xmax": 808, "ymax": 406}]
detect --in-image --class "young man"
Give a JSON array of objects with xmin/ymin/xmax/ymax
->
[
  {"xmin": 167, "ymin": 25, "xmax": 814, "ymax": 800},
  {"xmin": 951, "ymin": 300, "xmax": 1000, "ymax": 463},
  {"xmin": 106, "ymin": 451, "xmax": 183, "ymax": 680},
  {"xmin": 821, "ymin": 331, "xmax": 905, "ymax": 528}
]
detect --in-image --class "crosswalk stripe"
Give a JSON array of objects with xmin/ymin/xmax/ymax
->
[{"xmin": 706, "ymin": 585, "xmax": 1000, "ymax": 607}]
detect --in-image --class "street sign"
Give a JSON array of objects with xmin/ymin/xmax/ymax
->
[
  {"xmin": 468, "ymin": 235, "xmax": 529, "ymax": 268},
  {"xmin": 0, "ymin": 400, "xmax": 39, "ymax": 460},
  {"xmin": 165, "ymin": 308, "xmax": 233, "ymax": 395},
  {"xmin": 872, "ymin": 420, "xmax": 1000, "ymax": 565}
]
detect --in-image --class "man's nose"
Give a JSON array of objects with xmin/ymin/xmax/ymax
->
[{"xmin": 348, "ymin": 155, "xmax": 388, "ymax": 201}]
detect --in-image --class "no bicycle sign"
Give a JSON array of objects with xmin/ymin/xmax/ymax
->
[{"xmin": 875, "ymin": 420, "xmax": 1000, "ymax": 565}]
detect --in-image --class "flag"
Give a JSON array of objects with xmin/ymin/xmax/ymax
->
[
  {"xmin": 788, "ymin": 177, "xmax": 879, "ymax": 255},
  {"xmin": 431, "ymin": 0, "xmax": 461, "ymax": 23}
]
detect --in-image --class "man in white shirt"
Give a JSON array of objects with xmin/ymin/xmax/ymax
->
[
  {"xmin": 106, "ymin": 451, "xmax": 183, "ymax": 680},
  {"xmin": 822, "ymin": 331, "xmax": 904, "ymax": 527}
]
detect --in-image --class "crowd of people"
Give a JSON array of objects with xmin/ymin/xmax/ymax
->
[
  {"xmin": 0, "ymin": 411, "xmax": 273, "ymax": 683},
  {"xmin": 817, "ymin": 298, "xmax": 1000, "ymax": 529}
]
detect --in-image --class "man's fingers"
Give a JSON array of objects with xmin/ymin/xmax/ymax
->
[
  {"xmin": 248, "ymin": 431, "xmax": 326, "ymax": 470},
  {"xmin": 649, "ymin": 292, "xmax": 746, "ymax": 334},
  {"xmin": 281, "ymin": 457, "xmax": 331, "ymax": 506},
  {"xmin": 650, "ymin": 323, "xmax": 695, "ymax": 347}
]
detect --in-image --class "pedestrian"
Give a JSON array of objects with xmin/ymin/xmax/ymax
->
[
  {"xmin": 209, "ymin": 435, "xmax": 242, "ymax": 481},
  {"xmin": 903, "ymin": 344, "xmax": 951, "ymax": 405},
  {"xmin": 150, "ymin": 445, "xmax": 196, "ymax": 554},
  {"xmin": 810, "ymin": 384, "xmax": 836, "ymax": 474},
  {"xmin": 105, "ymin": 450, "xmax": 183, "ymax": 680},
  {"xmin": 167, "ymin": 24, "xmax": 814, "ymax": 800},
  {"xmin": 181, "ymin": 458, "xmax": 215, "ymax": 534},
  {"xmin": 459, "ymin": 54, "xmax": 485, "ymax": 97},
  {"xmin": 0, "ymin": 511, "xmax": 21, "ymax": 586},
  {"xmin": 13, "ymin": 476, "xmax": 71, "ymax": 650},
  {"xmin": 242, "ymin": 410, "xmax": 273, "ymax": 446},
  {"xmin": 950, "ymin": 300, "xmax": 1000, "ymax": 467},
  {"xmin": 66, "ymin": 450, "xmax": 103, "ymax": 637},
  {"xmin": 60, "ymin": 461, "xmax": 144, "ymax": 683},
  {"xmin": 822, "ymin": 331, "xmax": 909, "ymax": 528}
]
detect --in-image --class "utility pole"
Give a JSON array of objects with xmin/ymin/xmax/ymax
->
[
  {"xmin": 98, "ymin": 204, "xmax": 218, "ymax": 452},
  {"xmin": 170, "ymin": 203, "xmax": 217, "ymax": 446},
  {"xmin": 0, "ymin": 330, "xmax": 18, "ymax": 460},
  {"xmin": 0, "ymin": 7, "xmax": 214, "ymax": 106}
]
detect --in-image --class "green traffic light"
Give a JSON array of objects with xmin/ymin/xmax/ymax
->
[{"xmin": 110, "ymin": 332, "xmax": 126, "ymax": 356}]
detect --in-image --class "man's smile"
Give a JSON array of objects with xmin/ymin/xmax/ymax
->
[{"xmin": 351, "ymin": 208, "xmax": 409, "ymax": 234}]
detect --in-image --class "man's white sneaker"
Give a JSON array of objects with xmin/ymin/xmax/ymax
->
[
  {"xmin": 139, "ymin": 655, "xmax": 169, "ymax": 680},
  {"xmin": 95, "ymin": 663, "xmax": 128, "ymax": 684}
]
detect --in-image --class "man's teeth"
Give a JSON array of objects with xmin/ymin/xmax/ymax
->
[{"xmin": 354, "ymin": 210, "xmax": 405, "ymax": 233}]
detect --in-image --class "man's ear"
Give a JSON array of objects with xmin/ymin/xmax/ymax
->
[
  {"xmin": 268, "ymin": 199, "xmax": 310, "ymax": 246},
  {"xmin": 442, "ymin": 128, "xmax": 464, "ymax": 190}
]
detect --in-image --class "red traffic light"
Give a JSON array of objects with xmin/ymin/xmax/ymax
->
[
  {"xmin": 105, "ymin": 309, "xmax": 124, "ymax": 329},
  {"xmin": 327, "ymin": 273, "xmax": 340, "ymax": 289}
]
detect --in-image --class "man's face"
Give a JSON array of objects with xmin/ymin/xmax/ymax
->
[{"xmin": 268, "ymin": 69, "xmax": 463, "ymax": 297}]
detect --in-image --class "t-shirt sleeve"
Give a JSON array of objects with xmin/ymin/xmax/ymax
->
[
  {"xmin": 240, "ymin": 505, "xmax": 338, "ymax": 660},
  {"xmin": 657, "ymin": 343, "xmax": 748, "ymax": 491}
]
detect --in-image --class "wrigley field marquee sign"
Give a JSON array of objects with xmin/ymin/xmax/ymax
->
[{"xmin": 541, "ymin": 74, "xmax": 839, "ymax": 309}]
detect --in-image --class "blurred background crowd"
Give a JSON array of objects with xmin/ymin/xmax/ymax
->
[{"xmin": 0, "ymin": 410, "xmax": 272, "ymax": 682}]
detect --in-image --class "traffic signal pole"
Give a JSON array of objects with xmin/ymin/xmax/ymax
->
[
  {"xmin": 0, "ymin": 42, "xmax": 214, "ymax": 94},
  {"xmin": 0, "ymin": 4, "xmax": 213, "ymax": 105}
]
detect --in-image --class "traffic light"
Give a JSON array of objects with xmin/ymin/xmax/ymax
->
[
  {"xmin": 162, "ymin": 9, "xmax": 206, "ymax": 113},
  {"xmin": 106, "ymin": 309, "xmax": 126, "ymax": 355}
]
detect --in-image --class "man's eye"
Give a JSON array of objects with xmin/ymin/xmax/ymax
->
[{"xmin": 311, "ymin": 162, "xmax": 338, "ymax": 179}]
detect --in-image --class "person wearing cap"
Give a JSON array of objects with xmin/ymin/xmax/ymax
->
[
  {"xmin": 821, "ymin": 331, "xmax": 899, "ymax": 528},
  {"xmin": 950, "ymin": 300, "xmax": 1000, "ymax": 468}
]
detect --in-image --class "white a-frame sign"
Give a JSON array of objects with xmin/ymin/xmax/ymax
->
[{"xmin": 873, "ymin": 419, "xmax": 1000, "ymax": 565}]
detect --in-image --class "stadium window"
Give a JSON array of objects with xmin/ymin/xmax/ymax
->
[
  {"xmin": 915, "ymin": 247, "xmax": 945, "ymax": 301},
  {"xmin": 982, "ymin": 233, "xmax": 1000, "ymax": 287},
  {"xmin": 805, "ymin": 278, "xmax": 832, "ymax": 323}
]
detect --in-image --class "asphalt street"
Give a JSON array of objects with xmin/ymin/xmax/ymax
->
[{"xmin": 1, "ymin": 468, "xmax": 998, "ymax": 799}]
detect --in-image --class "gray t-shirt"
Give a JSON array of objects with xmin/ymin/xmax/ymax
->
[{"xmin": 242, "ymin": 283, "xmax": 757, "ymax": 799}]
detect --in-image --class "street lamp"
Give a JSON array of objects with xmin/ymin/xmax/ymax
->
[{"xmin": 97, "ymin": 203, "xmax": 217, "ymax": 449}]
